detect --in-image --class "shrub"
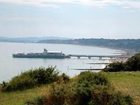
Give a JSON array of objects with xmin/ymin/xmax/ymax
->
[
  {"xmin": 77, "ymin": 72, "xmax": 109, "ymax": 86},
  {"xmin": 104, "ymin": 62, "xmax": 125, "ymax": 72},
  {"xmin": 74, "ymin": 72, "xmax": 110, "ymax": 105},
  {"xmin": 125, "ymin": 53, "xmax": 140, "ymax": 71},
  {"xmin": 104, "ymin": 52, "xmax": 140, "ymax": 72},
  {"xmin": 28, "ymin": 71, "xmax": 133, "ymax": 105},
  {"xmin": 1, "ymin": 73, "xmax": 35, "ymax": 91},
  {"xmin": 1, "ymin": 67, "xmax": 59, "ymax": 91},
  {"xmin": 90, "ymin": 86, "xmax": 133, "ymax": 105},
  {"xmin": 30, "ymin": 67, "xmax": 59, "ymax": 84},
  {"xmin": 57, "ymin": 73, "xmax": 70, "ymax": 83}
]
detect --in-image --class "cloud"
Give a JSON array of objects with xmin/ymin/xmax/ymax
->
[
  {"xmin": 121, "ymin": 1, "xmax": 140, "ymax": 9},
  {"xmin": 0, "ymin": 0, "xmax": 140, "ymax": 9}
]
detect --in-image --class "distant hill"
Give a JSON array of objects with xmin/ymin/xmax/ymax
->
[
  {"xmin": 39, "ymin": 38, "xmax": 140, "ymax": 52},
  {"xmin": 1, "ymin": 36, "xmax": 139, "ymax": 52},
  {"xmin": 0, "ymin": 36, "xmax": 69, "ymax": 43}
]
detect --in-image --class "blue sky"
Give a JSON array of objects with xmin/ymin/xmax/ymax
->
[{"xmin": 0, "ymin": 0, "xmax": 140, "ymax": 39}]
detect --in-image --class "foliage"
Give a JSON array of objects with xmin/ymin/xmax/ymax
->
[
  {"xmin": 90, "ymin": 87, "xmax": 133, "ymax": 105},
  {"xmin": 0, "ymin": 72, "xmax": 139, "ymax": 105},
  {"xmin": 104, "ymin": 53, "xmax": 140, "ymax": 72},
  {"xmin": 29, "ymin": 71, "xmax": 133, "ymax": 105},
  {"xmin": 0, "ymin": 67, "xmax": 59, "ymax": 91},
  {"xmin": 57, "ymin": 73, "xmax": 70, "ymax": 83},
  {"xmin": 25, "ymin": 96, "xmax": 45, "ymax": 105},
  {"xmin": 104, "ymin": 62, "xmax": 125, "ymax": 72},
  {"xmin": 125, "ymin": 53, "xmax": 140, "ymax": 71}
]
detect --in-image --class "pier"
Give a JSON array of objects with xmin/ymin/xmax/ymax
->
[{"xmin": 68, "ymin": 54, "xmax": 129, "ymax": 60}]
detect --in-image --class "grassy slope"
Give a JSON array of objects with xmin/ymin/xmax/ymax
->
[
  {"xmin": 107, "ymin": 72, "xmax": 140, "ymax": 105},
  {"xmin": 0, "ymin": 72, "xmax": 140, "ymax": 105},
  {"xmin": 0, "ymin": 85, "xmax": 49, "ymax": 105}
]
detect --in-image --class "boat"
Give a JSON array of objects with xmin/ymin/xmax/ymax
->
[{"xmin": 13, "ymin": 49, "xmax": 70, "ymax": 59}]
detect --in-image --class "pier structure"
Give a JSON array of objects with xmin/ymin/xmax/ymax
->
[{"xmin": 68, "ymin": 54, "xmax": 129, "ymax": 60}]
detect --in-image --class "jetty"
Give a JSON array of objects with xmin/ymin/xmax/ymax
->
[{"xmin": 68, "ymin": 54, "xmax": 129, "ymax": 59}]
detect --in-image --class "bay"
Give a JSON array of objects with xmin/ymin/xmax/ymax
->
[{"xmin": 0, "ymin": 42, "xmax": 123, "ymax": 82}]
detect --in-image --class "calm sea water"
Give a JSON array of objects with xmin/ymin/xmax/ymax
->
[{"xmin": 0, "ymin": 42, "xmax": 123, "ymax": 82}]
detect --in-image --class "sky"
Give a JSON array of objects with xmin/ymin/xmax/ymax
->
[{"xmin": 0, "ymin": 0, "xmax": 140, "ymax": 39}]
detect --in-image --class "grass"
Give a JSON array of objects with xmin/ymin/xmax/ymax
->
[
  {"xmin": 0, "ymin": 85, "xmax": 49, "ymax": 105},
  {"xmin": 106, "ymin": 72, "xmax": 140, "ymax": 105},
  {"xmin": 0, "ymin": 72, "xmax": 140, "ymax": 105}
]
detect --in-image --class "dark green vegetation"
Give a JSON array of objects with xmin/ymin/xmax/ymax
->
[
  {"xmin": 104, "ymin": 53, "xmax": 140, "ymax": 72},
  {"xmin": 0, "ymin": 67, "xmax": 60, "ymax": 91},
  {"xmin": 39, "ymin": 38, "xmax": 140, "ymax": 52},
  {"xmin": 26, "ymin": 72, "xmax": 133, "ymax": 105},
  {"xmin": 1, "ymin": 71, "xmax": 140, "ymax": 105}
]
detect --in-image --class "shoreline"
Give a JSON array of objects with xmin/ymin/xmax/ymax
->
[{"xmin": 0, "ymin": 41, "xmax": 132, "ymax": 55}]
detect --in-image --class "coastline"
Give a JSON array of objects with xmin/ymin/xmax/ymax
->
[{"xmin": 0, "ymin": 41, "xmax": 136, "ymax": 56}]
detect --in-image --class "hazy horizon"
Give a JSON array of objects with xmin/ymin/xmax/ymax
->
[
  {"xmin": 0, "ymin": 0, "xmax": 140, "ymax": 39},
  {"xmin": 0, "ymin": 35, "xmax": 140, "ymax": 39}
]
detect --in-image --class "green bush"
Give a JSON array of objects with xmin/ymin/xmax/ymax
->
[
  {"xmin": 29, "ymin": 71, "xmax": 133, "ymax": 105},
  {"xmin": 78, "ymin": 71, "xmax": 109, "ymax": 86},
  {"xmin": 75, "ymin": 72, "xmax": 110, "ymax": 104},
  {"xmin": 57, "ymin": 73, "xmax": 70, "ymax": 83},
  {"xmin": 104, "ymin": 52, "xmax": 140, "ymax": 72},
  {"xmin": 125, "ymin": 53, "xmax": 140, "ymax": 71},
  {"xmin": 104, "ymin": 62, "xmax": 125, "ymax": 72},
  {"xmin": 1, "ymin": 67, "xmax": 59, "ymax": 91},
  {"xmin": 30, "ymin": 67, "xmax": 59, "ymax": 84},
  {"xmin": 90, "ymin": 86, "xmax": 133, "ymax": 105}
]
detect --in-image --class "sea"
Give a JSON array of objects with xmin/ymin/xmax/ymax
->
[{"xmin": 0, "ymin": 42, "xmax": 124, "ymax": 82}]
